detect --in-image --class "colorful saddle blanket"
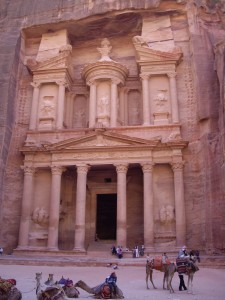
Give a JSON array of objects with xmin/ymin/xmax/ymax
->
[
  {"xmin": 0, "ymin": 278, "xmax": 16, "ymax": 293},
  {"xmin": 150, "ymin": 257, "xmax": 171, "ymax": 271},
  {"xmin": 176, "ymin": 258, "xmax": 189, "ymax": 274}
]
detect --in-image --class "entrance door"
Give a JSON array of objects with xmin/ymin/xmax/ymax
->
[{"xmin": 96, "ymin": 194, "xmax": 117, "ymax": 240}]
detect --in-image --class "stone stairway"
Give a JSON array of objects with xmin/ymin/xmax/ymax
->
[{"xmin": 87, "ymin": 240, "xmax": 116, "ymax": 258}]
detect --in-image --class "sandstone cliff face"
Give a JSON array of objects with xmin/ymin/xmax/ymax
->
[{"xmin": 0, "ymin": 0, "xmax": 225, "ymax": 254}]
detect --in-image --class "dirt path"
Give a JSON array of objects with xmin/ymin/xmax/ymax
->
[{"xmin": 1, "ymin": 264, "xmax": 225, "ymax": 300}]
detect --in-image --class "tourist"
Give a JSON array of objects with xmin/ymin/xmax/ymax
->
[
  {"xmin": 111, "ymin": 245, "xmax": 117, "ymax": 255},
  {"xmin": 0, "ymin": 247, "xmax": 3, "ymax": 255}
]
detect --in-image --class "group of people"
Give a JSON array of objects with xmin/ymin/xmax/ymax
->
[{"xmin": 111, "ymin": 245, "xmax": 123, "ymax": 259}]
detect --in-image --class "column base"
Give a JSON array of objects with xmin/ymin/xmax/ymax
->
[{"xmin": 47, "ymin": 247, "xmax": 59, "ymax": 251}]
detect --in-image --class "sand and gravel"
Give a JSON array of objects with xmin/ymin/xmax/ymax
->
[{"xmin": 0, "ymin": 263, "xmax": 225, "ymax": 300}]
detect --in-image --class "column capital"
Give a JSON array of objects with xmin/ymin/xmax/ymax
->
[
  {"xmin": 167, "ymin": 72, "xmax": 177, "ymax": 78},
  {"xmin": 140, "ymin": 74, "xmax": 149, "ymax": 80},
  {"xmin": 111, "ymin": 78, "xmax": 120, "ymax": 85},
  {"xmin": 51, "ymin": 165, "xmax": 66, "ymax": 175},
  {"xmin": 87, "ymin": 79, "xmax": 96, "ymax": 86},
  {"xmin": 56, "ymin": 80, "xmax": 67, "ymax": 86},
  {"xmin": 171, "ymin": 161, "xmax": 185, "ymax": 171},
  {"xmin": 141, "ymin": 162, "xmax": 155, "ymax": 172},
  {"xmin": 114, "ymin": 163, "xmax": 128, "ymax": 173},
  {"xmin": 31, "ymin": 81, "xmax": 41, "ymax": 88},
  {"xmin": 21, "ymin": 165, "xmax": 36, "ymax": 175},
  {"xmin": 76, "ymin": 164, "xmax": 90, "ymax": 174}
]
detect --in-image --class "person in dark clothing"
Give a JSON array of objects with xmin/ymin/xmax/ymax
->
[
  {"xmin": 105, "ymin": 272, "xmax": 117, "ymax": 294},
  {"xmin": 178, "ymin": 274, "xmax": 187, "ymax": 291},
  {"xmin": 178, "ymin": 246, "xmax": 188, "ymax": 291}
]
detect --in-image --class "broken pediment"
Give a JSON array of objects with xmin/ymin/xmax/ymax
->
[
  {"xmin": 45, "ymin": 131, "xmax": 161, "ymax": 151},
  {"xmin": 26, "ymin": 47, "xmax": 72, "ymax": 73},
  {"xmin": 132, "ymin": 36, "xmax": 183, "ymax": 65}
]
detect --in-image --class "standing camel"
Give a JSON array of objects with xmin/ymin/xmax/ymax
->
[
  {"xmin": 75, "ymin": 280, "xmax": 124, "ymax": 299},
  {"xmin": 167, "ymin": 250, "xmax": 200, "ymax": 294},
  {"xmin": 146, "ymin": 257, "xmax": 171, "ymax": 290},
  {"xmin": 0, "ymin": 278, "xmax": 22, "ymax": 300}
]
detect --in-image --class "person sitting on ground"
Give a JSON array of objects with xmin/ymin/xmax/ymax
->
[
  {"xmin": 105, "ymin": 272, "xmax": 117, "ymax": 294},
  {"xmin": 111, "ymin": 245, "xmax": 117, "ymax": 255}
]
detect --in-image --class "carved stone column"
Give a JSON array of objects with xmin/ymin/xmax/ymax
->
[
  {"xmin": 29, "ymin": 82, "xmax": 40, "ymax": 130},
  {"xmin": 56, "ymin": 80, "xmax": 66, "ymax": 129},
  {"xmin": 171, "ymin": 161, "xmax": 186, "ymax": 247},
  {"xmin": 110, "ymin": 80, "xmax": 118, "ymax": 127},
  {"xmin": 115, "ymin": 163, "xmax": 128, "ymax": 247},
  {"xmin": 74, "ymin": 164, "xmax": 89, "ymax": 251},
  {"xmin": 141, "ymin": 162, "xmax": 155, "ymax": 250},
  {"xmin": 88, "ymin": 80, "xmax": 97, "ymax": 128},
  {"xmin": 141, "ymin": 74, "xmax": 150, "ymax": 125},
  {"xmin": 18, "ymin": 166, "xmax": 35, "ymax": 248},
  {"xmin": 47, "ymin": 166, "xmax": 65, "ymax": 250},
  {"xmin": 168, "ymin": 72, "xmax": 179, "ymax": 123}
]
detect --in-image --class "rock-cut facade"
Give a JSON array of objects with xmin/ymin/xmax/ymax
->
[{"xmin": 0, "ymin": 0, "xmax": 225, "ymax": 255}]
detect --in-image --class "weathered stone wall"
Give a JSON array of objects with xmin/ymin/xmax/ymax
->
[{"xmin": 0, "ymin": 0, "xmax": 225, "ymax": 254}]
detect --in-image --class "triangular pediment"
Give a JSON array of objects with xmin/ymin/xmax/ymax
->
[
  {"xmin": 134, "ymin": 43, "xmax": 183, "ymax": 64},
  {"xmin": 47, "ymin": 130, "xmax": 161, "ymax": 151},
  {"xmin": 27, "ymin": 51, "xmax": 70, "ymax": 72}
]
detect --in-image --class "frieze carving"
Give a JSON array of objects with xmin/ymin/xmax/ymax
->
[{"xmin": 32, "ymin": 207, "xmax": 49, "ymax": 225}]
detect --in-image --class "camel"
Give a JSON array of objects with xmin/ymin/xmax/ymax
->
[
  {"xmin": 167, "ymin": 250, "xmax": 200, "ymax": 294},
  {"xmin": 35, "ymin": 272, "xmax": 67, "ymax": 300},
  {"xmin": 145, "ymin": 258, "xmax": 171, "ymax": 290},
  {"xmin": 0, "ymin": 278, "xmax": 22, "ymax": 300},
  {"xmin": 75, "ymin": 280, "xmax": 124, "ymax": 299}
]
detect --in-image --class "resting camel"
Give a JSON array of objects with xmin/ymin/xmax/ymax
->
[
  {"xmin": 35, "ymin": 272, "xmax": 67, "ymax": 300},
  {"xmin": 75, "ymin": 280, "xmax": 124, "ymax": 299},
  {"xmin": 167, "ymin": 250, "xmax": 200, "ymax": 294},
  {"xmin": 0, "ymin": 278, "xmax": 22, "ymax": 300}
]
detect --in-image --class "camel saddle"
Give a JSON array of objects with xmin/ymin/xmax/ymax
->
[
  {"xmin": 176, "ymin": 257, "xmax": 189, "ymax": 274},
  {"xmin": 151, "ymin": 257, "xmax": 171, "ymax": 271},
  {"xmin": 0, "ymin": 278, "xmax": 16, "ymax": 293}
]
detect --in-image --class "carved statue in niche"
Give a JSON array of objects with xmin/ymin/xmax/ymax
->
[
  {"xmin": 131, "ymin": 103, "xmax": 140, "ymax": 125},
  {"xmin": 98, "ymin": 95, "xmax": 109, "ymax": 115},
  {"xmin": 97, "ymin": 38, "xmax": 112, "ymax": 62},
  {"xmin": 154, "ymin": 90, "xmax": 168, "ymax": 111},
  {"xmin": 159, "ymin": 205, "xmax": 175, "ymax": 223},
  {"xmin": 74, "ymin": 109, "xmax": 85, "ymax": 127},
  {"xmin": 41, "ymin": 96, "xmax": 55, "ymax": 117},
  {"xmin": 32, "ymin": 207, "xmax": 49, "ymax": 226}
]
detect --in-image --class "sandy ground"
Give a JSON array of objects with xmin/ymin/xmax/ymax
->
[{"xmin": 0, "ymin": 264, "xmax": 225, "ymax": 300}]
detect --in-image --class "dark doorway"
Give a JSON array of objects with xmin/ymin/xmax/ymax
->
[{"xmin": 96, "ymin": 194, "xmax": 117, "ymax": 240}]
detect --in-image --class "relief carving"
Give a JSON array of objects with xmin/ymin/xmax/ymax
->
[
  {"xmin": 41, "ymin": 96, "xmax": 55, "ymax": 117},
  {"xmin": 154, "ymin": 90, "xmax": 168, "ymax": 111},
  {"xmin": 32, "ymin": 207, "xmax": 49, "ymax": 226},
  {"xmin": 97, "ymin": 38, "xmax": 112, "ymax": 62},
  {"xmin": 159, "ymin": 205, "xmax": 175, "ymax": 223},
  {"xmin": 98, "ymin": 95, "xmax": 109, "ymax": 115}
]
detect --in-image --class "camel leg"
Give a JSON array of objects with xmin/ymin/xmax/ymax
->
[
  {"xmin": 187, "ymin": 273, "xmax": 194, "ymax": 294},
  {"xmin": 146, "ymin": 269, "xmax": 157, "ymax": 289},
  {"xmin": 167, "ymin": 273, "xmax": 175, "ymax": 293},
  {"xmin": 163, "ymin": 272, "xmax": 167, "ymax": 290}
]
